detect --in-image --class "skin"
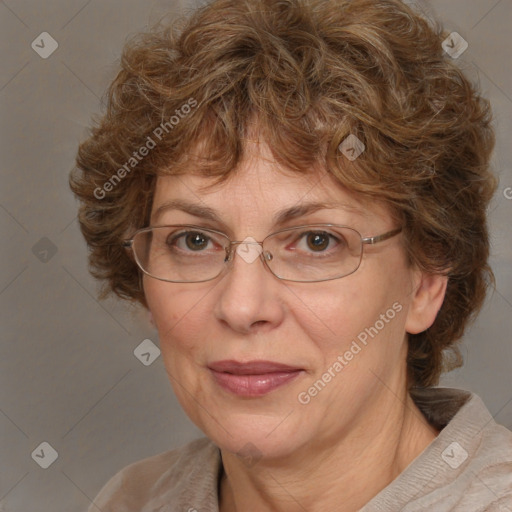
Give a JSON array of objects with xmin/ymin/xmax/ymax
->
[{"xmin": 143, "ymin": 139, "xmax": 448, "ymax": 512}]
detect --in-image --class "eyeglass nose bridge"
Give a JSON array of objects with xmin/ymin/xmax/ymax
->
[{"xmin": 223, "ymin": 239, "xmax": 273, "ymax": 263}]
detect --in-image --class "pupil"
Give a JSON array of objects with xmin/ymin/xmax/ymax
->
[
  {"xmin": 307, "ymin": 233, "xmax": 328, "ymax": 251},
  {"xmin": 186, "ymin": 233, "xmax": 207, "ymax": 250}
]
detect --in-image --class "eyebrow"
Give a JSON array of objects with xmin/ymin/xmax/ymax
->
[{"xmin": 152, "ymin": 199, "xmax": 366, "ymax": 228}]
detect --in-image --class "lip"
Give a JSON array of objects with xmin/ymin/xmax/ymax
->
[{"xmin": 208, "ymin": 360, "xmax": 304, "ymax": 397}]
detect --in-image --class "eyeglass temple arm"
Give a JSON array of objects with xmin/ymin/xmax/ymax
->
[{"xmin": 361, "ymin": 227, "xmax": 402, "ymax": 245}]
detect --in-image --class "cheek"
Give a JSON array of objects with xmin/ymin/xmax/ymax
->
[
  {"xmin": 299, "ymin": 286, "xmax": 362, "ymax": 349},
  {"xmin": 143, "ymin": 280, "xmax": 210, "ymax": 354},
  {"xmin": 143, "ymin": 280, "xmax": 213, "ymax": 418},
  {"xmin": 288, "ymin": 279, "xmax": 376, "ymax": 345},
  {"xmin": 292, "ymin": 268, "xmax": 410, "ymax": 365}
]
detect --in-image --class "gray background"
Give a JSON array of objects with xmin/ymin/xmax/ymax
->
[{"xmin": 0, "ymin": 1, "xmax": 511, "ymax": 511}]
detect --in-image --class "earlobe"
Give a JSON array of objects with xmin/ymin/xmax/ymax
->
[{"xmin": 405, "ymin": 271, "xmax": 448, "ymax": 335}]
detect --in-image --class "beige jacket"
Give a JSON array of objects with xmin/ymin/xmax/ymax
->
[{"xmin": 88, "ymin": 388, "xmax": 512, "ymax": 511}]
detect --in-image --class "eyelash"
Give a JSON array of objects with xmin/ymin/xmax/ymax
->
[{"xmin": 166, "ymin": 229, "xmax": 344, "ymax": 255}]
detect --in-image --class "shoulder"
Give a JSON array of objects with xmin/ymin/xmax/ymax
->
[
  {"xmin": 365, "ymin": 388, "xmax": 512, "ymax": 511},
  {"xmin": 462, "ymin": 414, "xmax": 512, "ymax": 509},
  {"xmin": 87, "ymin": 437, "xmax": 221, "ymax": 512},
  {"xmin": 432, "ymin": 419, "xmax": 512, "ymax": 511},
  {"xmin": 422, "ymin": 389, "xmax": 512, "ymax": 510}
]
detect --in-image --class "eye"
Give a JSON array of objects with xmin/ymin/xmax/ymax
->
[
  {"xmin": 295, "ymin": 230, "xmax": 344, "ymax": 253},
  {"xmin": 166, "ymin": 230, "xmax": 215, "ymax": 252},
  {"xmin": 303, "ymin": 232, "xmax": 331, "ymax": 251}
]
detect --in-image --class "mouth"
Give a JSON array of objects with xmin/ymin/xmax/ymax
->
[{"xmin": 208, "ymin": 360, "xmax": 304, "ymax": 397}]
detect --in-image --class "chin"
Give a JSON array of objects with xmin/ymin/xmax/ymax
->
[{"xmin": 198, "ymin": 408, "xmax": 310, "ymax": 462}]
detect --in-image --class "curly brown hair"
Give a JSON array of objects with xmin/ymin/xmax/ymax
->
[{"xmin": 69, "ymin": 0, "xmax": 497, "ymax": 388}]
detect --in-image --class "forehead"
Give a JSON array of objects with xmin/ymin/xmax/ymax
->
[{"xmin": 150, "ymin": 140, "xmax": 389, "ymax": 226}]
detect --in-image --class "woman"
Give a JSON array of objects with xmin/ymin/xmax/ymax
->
[{"xmin": 69, "ymin": 0, "xmax": 512, "ymax": 510}]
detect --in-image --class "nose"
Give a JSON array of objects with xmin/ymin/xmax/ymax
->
[{"xmin": 213, "ymin": 238, "xmax": 284, "ymax": 334}]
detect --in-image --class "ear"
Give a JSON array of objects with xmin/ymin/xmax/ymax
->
[{"xmin": 405, "ymin": 270, "xmax": 448, "ymax": 334}]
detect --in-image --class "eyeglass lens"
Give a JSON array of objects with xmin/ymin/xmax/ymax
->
[{"xmin": 132, "ymin": 225, "xmax": 363, "ymax": 283}]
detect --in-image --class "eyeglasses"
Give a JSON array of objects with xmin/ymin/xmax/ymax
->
[{"xmin": 122, "ymin": 224, "xmax": 402, "ymax": 283}]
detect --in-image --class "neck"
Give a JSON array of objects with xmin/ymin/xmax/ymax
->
[{"xmin": 219, "ymin": 390, "xmax": 438, "ymax": 512}]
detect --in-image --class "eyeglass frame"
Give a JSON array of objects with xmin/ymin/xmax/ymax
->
[{"xmin": 122, "ymin": 223, "xmax": 403, "ymax": 284}]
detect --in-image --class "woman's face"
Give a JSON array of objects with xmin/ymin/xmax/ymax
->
[{"xmin": 144, "ymin": 141, "xmax": 424, "ymax": 460}]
